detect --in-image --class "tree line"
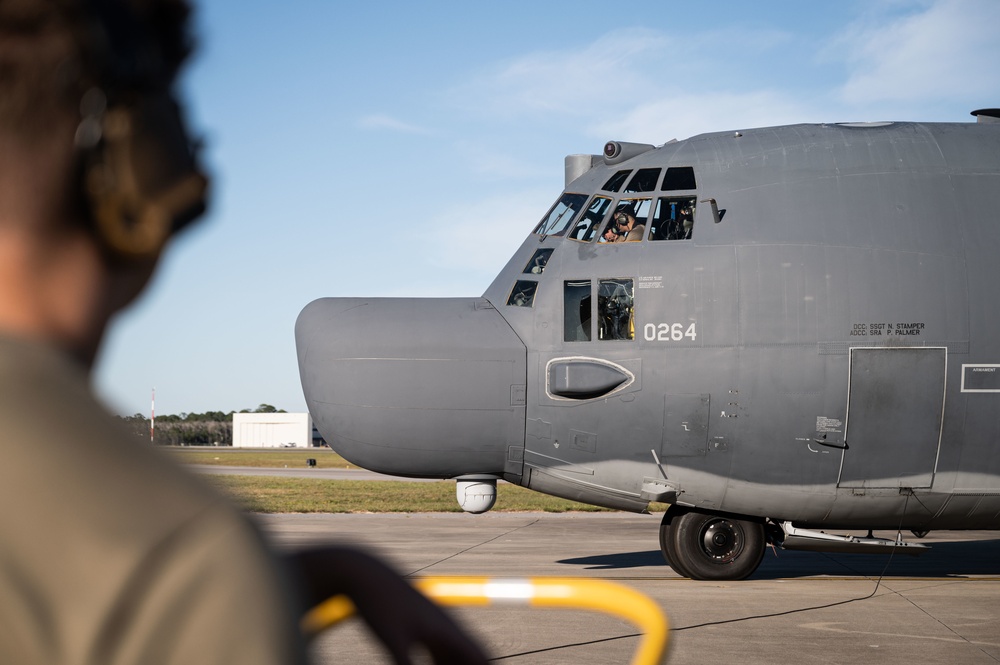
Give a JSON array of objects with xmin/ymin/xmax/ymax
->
[{"xmin": 118, "ymin": 404, "xmax": 286, "ymax": 446}]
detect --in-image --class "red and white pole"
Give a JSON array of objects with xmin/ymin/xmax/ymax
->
[{"xmin": 150, "ymin": 387, "xmax": 155, "ymax": 444}]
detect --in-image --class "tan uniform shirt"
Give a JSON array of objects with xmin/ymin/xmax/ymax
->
[{"xmin": 0, "ymin": 337, "xmax": 305, "ymax": 664}]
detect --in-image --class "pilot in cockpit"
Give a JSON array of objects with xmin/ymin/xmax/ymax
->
[
  {"xmin": 679, "ymin": 205, "xmax": 694, "ymax": 239},
  {"xmin": 600, "ymin": 210, "xmax": 644, "ymax": 243}
]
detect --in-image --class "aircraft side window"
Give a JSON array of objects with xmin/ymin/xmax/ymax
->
[
  {"xmin": 563, "ymin": 280, "xmax": 592, "ymax": 341},
  {"xmin": 507, "ymin": 280, "xmax": 538, "ymax": 307},
  {"xmin": 598, "ymin": 279, "xmax": 634, "ymax": 341},
  {"xmin": 598, "ymin": 198, "xmax": 651, "ymax": 243},
  {"xmin": 523, "ymin": 249, "xmax": 554, "ymax": 274},
  {"xmin": 661, "ymin": 166, "xmax": 697, "ymax": 191},
  {"xmin": 570, "ymin": 195, "xmax": 613, "ymax": 242},
  {"xmin": 624, "ymin": 168, "xmax": 661, "ymax": 193},
  {"xmin": 649, "ymin": 197, "xmax": 696, "ymax": 241},
  {"xmin": 602, "ymin": 170, "xmax": 631, "ymax": 192},
  {"xmin": 533, "ymin": 193, "xmax": 588, "ymax": 236}
]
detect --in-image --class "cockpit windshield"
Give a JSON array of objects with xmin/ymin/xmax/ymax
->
[
  {"xmin": 535, "ymin": 166, "xmax": 699, "ymax": 242},
  {"xmin": 533, "ymin": 193, "xmax": 588, "ymax": 236},
  {"xmin": 568, "ymin": 196, "xmax": 613, "ymax": 242},
  {"xmin": 648, "ymin": 197, "xmax": 696, "ymax": 240},
  {"xmin": 597, "ymin": 198, "xmax": 651, "ymax": 243},
  {"xmin": 624, "ymin": 168, "xmax": 660, "ymax": 193}
]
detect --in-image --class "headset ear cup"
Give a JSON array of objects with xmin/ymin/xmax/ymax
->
[
  {"xmin": 89, "ymin": 184, "xmax": 175, "ymax": 260},
  {"xmin": 85, "ymin": 155, "xmax": 207, "ymax": 260},
  {"xmin": 85, "ymin": 149, "xmax": 172, "ymax": 260},
  {"xmin": 82, "ymin": 94, "xmax": 208, "ymax": 261}
]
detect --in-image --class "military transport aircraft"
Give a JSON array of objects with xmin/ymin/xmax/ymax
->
[{"xmin": 296, "ymin": 110, "xmax": 1000, "ymax": 580}]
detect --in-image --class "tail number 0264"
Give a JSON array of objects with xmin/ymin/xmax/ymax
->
[{"xmin": 643, "ymin": 322, "xmax": 697, "ymax": 342}]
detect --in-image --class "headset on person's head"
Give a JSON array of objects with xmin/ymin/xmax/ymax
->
[{"xmin": 72, "ymin": 0, "xmax": 208, "ymax": 261}]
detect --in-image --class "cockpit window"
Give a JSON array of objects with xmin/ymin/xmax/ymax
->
[
  {"xmin": 507, "ymin": 280, "xmax": 538, "ymax": 307},
  {"xmin": 569, "ymin": 195, "xmax": 613, "ymax": 242},
  {"xmin": 649, "ymin": 197, "xmax": 696, "ymax": 241},
  {"xmin": 602, "ymin": 170, "xmax": 631, "ymax": 192},
  {"xmin": 533, "ymin": 193, "xmax": 588, "ymax": 236},
  {"xmin": 598, "ymin": 279, "xmax": 634, "ymax": 340},
  {"xmin": 523, "ymin": 249, "xmax": 554, "ymax": 274},
  {"xmin": 598, "ymin": 198, "xmax": 651, "ymax": 243},
  {"xmin": 661, "ymin": 166, "xmax": 697, "ymax": 191},
  {"xmin": 563, "ymin": 280, "xmax": 592, "ymax": 341},
  {"xmin": 563, "ymin": 278, "xmax": 635, "ymax": 341},
  {"xmin": 624, "ymin": 168, "xmax": 661, "ymax": 193}
]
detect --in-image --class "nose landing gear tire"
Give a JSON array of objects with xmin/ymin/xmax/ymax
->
[{"xmin": 659, "ymin": 509, "xmax": 765, "ymax": 581}]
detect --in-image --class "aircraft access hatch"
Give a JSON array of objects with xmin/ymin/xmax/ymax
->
[{"xmin": 838, "ymin": 347, "xmax": 946, "ymax": 489}]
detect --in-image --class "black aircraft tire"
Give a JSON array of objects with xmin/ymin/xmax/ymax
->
[
  {"xmin": 668, "ymin": 511, "xmax": 765, "ymax": 581},
  {"xmin": 658, "ymin": 511, "xmax": 695, "ymax": 579}
]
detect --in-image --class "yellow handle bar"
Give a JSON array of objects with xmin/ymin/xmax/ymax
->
[{"xmin": 302, "ymin": 576, "xmax": 670, "ymax": 665}]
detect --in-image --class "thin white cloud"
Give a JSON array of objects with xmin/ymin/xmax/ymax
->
[
  {"xmin": 458, "ymin": 27, "xmax": 668, "ymax": 118},
  {"xmin": 452, "ymin": 140, "xmax": 552, "ymax": 181},
  {"xmin": 589, "ymin": 91, "xmax": 823, "ymax": 144},
  {"xmin": 463, "ymin": 22, "xmax": 804, "ymax": 112},
  {"xmin": 451, "ymin": 23, "xmax": 820, "ymax": 135},
  {"xmin": 389, "ymin": 188, "xmax": 555, "ymax": 296},
  {"xmin": 357, "ymin": 113, "xmax": 432, "ymax": 134},
  {"xmin": 832, "ymin": 0, "xmax": 1000, "ymax": 105}
]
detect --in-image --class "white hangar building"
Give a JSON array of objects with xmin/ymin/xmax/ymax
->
[{"xmin": 232, "ymin": 412, "xmax": 313, "ymax": 448}]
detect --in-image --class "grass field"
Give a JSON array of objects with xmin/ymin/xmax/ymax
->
[
  {"xmin": 203, "ymin": 475, "xmax": 617, "ymax": 513},
  {"xmin": 172, "ymin": 447, "xmax": 664, "ymax": 514},
  {"xmin": 168, "ymin": 448, "xmax": 351, "ymax": 468}
]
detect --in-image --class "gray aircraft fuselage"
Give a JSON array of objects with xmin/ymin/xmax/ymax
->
[{"xmin": 296, "ymin": 112, "xmax": 1000, "ymax": 579}]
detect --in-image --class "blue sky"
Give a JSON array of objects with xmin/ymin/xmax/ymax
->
[{"xmin": 94, "ymin": 0, "xmax": 1000, "ymax": 417}]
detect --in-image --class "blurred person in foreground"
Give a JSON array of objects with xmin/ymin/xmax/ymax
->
[{"xmin": 0, "ymin": 1, "xmax": 487, "ymax": 663}]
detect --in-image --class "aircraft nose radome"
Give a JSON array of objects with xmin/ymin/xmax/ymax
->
[{"xmin": 294, "ymin": 297, "xmax": 527, "ymax": 478}]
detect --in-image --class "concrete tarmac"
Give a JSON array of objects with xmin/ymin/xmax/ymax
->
[{"xmin": 257, "ymin": 513, "xmax": 1000, "ymax": 664}]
